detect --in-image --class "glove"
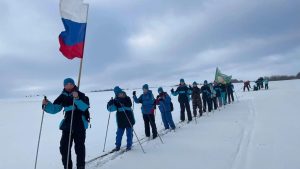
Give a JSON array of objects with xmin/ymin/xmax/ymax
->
[
  {"xmin": 72, "ymin": 91, "xmax": 79, "ymax": 99},
  {"xmin": 108, "ymin": 98, "xmax": 114, "ymax": 106},
  {"xmin": 171, "ymin": 88, "xmax": 174, "ymax": 93},
  {"xmin": 133, "ymin": 91, "xmax": 136, "ymax": 96},
  {"xmin": 153, "ymin": 104, "xmax": 157, "ymax": 110},
  {"xmin": 42, "ymin": 96, "xmax": 48, "ymax": 109},
  {"xmin": 156, "ymin": 95, "xmax": 160, "ymax": 99}
]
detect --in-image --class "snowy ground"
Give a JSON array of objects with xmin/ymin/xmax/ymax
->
[{"xmin": 1, "ymin": 80, "xmax": 300, "ymax": 169}]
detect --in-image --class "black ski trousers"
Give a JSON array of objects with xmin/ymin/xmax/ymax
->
[
  {"xmin": 179, "ymin": 100, "xmax": 192, "ymax": 121},
  {"xmin": 60, "ymin": 130, "xmax": 86, "ymax": 169},
  {"xmin": 143, "ymin": 114, "xmax": 158, "ymax": 137}
]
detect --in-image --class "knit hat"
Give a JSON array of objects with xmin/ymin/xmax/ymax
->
[
  {"xmin": 180, "ymin": 79, "xmax": 185, "ymax": 83},
  {"xmin": 143, "ymin": 84, "xmax": 149, "ymax": 90},
  {"xmin": 114, "ymin": 86, "xmax": 123, "ymax": 96},
  {"xmin": 193, "ymin": 81, "xmax": 197, "ymax": 85},
  {"xmin": 158, "ymin": 87, "xmax": 164, "ymax": 93},
  {"xmin": 64, "ymin": 78, "xmax": 75, "ymax": 86},
  {"xmin": 204, "ymin": 80, "xmax": 208, "ymax": 85}
]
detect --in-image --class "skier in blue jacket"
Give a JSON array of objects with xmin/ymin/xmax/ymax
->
[
  {"xmin": 155, "ymin": 87, "xmax": 176, "ymax": 130},
  {"xmin": 133, "ymin": 84, "xmax": 158, "ymax": 139},
  {"xmin": 264, "ymin": 78, "xmax": 269, "ymax": 90},
  {"xmin": 213, "ymin": 82, "xmax": 223, "ymax": 107}
]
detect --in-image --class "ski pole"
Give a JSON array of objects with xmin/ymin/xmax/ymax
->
[
  {"xmin": 117, "ymin": 101, "xmax": 146, "ymax": 153},
  {"xmin": 66, "ymin": 98, "xmax": 76, "ymax": 169},
  {"xmin": 34, "ymin": 96, "xmax": 47, "ymax": 169},
  {"xmin": 103, "ymin": 98, "xmax": 113, "ymax": 152}
]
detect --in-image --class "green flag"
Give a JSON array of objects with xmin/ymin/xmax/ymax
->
[{"xmin": 215, "ymin": 67, "xmax": 232, "ymax": 84}]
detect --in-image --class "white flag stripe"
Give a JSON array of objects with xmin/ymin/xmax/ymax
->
[{"xmin": 60, "ymin": 0, "xmax": 88, "ymax": 23}]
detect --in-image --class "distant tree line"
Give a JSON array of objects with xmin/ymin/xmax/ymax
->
[
  {"xmin": 266, "ymin": 72, "xmax": 300, "ymax": 81},
  {"xmin": 231, "ymin": 79, "xmax": 243, "ymax": 83}
]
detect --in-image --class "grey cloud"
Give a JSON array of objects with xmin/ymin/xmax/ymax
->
[{"xmin": 0, "ymin": 0, "xmax": 300, "ymax": 98}]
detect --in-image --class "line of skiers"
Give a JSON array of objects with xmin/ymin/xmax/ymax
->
[
  {"xmin": 107, "ymin": 79, "xmax": 236, "ymax": 154},
  {"xmin": 41, "ymin": 78, "xmax": 236, "ymax": 169}
]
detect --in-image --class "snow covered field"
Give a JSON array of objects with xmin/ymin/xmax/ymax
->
[{"xmin": 1, "ymin": 80, "xmax": 300, "ymax": 169}]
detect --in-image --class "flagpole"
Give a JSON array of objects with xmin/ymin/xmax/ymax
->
[
  {"xmin": 77, "ymin": 4, "xmax": 89, "ymax": 89},
  {"xmin": 66, "ymin": 4, "xmax": 89, "ymax": 169},
  {"xmin": 77, "ymin": 58, "xmax": 84, "ymax": 88}
]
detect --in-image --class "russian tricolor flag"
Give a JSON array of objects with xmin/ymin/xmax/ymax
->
[{"xmin": 59, "ymin": 0, "xmax": 89, "ymax": 60}]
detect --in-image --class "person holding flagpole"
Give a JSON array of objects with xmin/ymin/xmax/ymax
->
[
  {"xmin": 40, "ymin": 0, "xmax": 90, "ymax": 168},
  {"xmin": 42, "ymin": 78, "xmax": 90, "ymax": 169}
]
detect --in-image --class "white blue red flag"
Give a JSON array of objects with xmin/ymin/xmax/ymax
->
[{"xmin": 59, "ymin": 0, "xmax": 88, "ymax": 59}]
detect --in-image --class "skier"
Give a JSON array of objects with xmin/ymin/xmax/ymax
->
[
  {"xmin": 227, "ymin": 82, "xmax": 234, "ymax": 104},
  {"xmin": 219, "ymin": 83, "xmax": 227, "ymax": 106},
  {"xmin": 171, "ymin": 79, "xmax": 193, "ymax": 122},
  {"xmin": 259, "ymin": 77, "xmax": 264, "ymax": 89},
  {"xmin": 107, "ymin": 86, "xmax": 135, "ymax": 151},
  {"xmin": 201, "ymin": 80, "xmax": 212, "ymax": 112},
  {"xmin": 243, "ymin": 81, "xmax": 251, "ymax": 92},
  {"xmin": 255, "ymin": 80, "xmax": 260, "ymax": 90},
  {"xmin": 155, "ymin": 87, "xmax": 176, "ymax": 130},
  {"xmin": 133, "ymin": 84, "xmax": 158, "ymax": 139},
  {"xmin": 256, "ymin": 77, "xmax": 264, "ymax": 90},
  {"xmin": 42, "ymin": 78, "xmax": 89, "ymax": 169},
  {"xmin": 189, "ymin": 81, "xmax": 203, "ymax": 117},
  {"xmin": 209, "ymin": 83, "xmax": 218, "ymax": 110},
  {"xmin": 264, "ymin": 78, "xmax": 269, "ymax": 90},
  {"xmin": 213, "ymin": 82, "xmax": 222, "ymax": 107}
]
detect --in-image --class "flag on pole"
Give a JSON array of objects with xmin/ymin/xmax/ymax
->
[
  {"xmin": 215, "ymin": 67, "xmax": 232, "ymax": 84},
  {"xmin": 59, "ymin": 0, "xmax": 88, "ymax": 59}
]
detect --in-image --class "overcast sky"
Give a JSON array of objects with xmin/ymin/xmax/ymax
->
[{"xmin": 0, "ymin": 0, "xmax": 299, "ymax": 98}]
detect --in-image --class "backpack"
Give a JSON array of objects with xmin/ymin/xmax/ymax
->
[{"xmin": 164, "ymin": 92, "xmax": 174, "ymax": 112}]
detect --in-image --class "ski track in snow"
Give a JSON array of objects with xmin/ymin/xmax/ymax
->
[
  {"xmin": 230, "ymin": 96, "xmax": 256, "ymax": 169},
  {"xmin": 86, "ymin": 122, "xmax": 185, "ymax": 168}
]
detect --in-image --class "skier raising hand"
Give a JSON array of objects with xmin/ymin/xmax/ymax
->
[{"xmin": 133, "ymin": 84, "xmax": 158, "ymax": 139}]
